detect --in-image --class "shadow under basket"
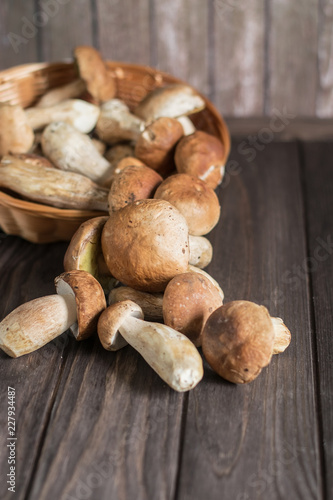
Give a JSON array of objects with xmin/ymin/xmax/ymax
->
[{"xmin": 0, "ymin": 61, "xmax": 231, "ymax": 244}]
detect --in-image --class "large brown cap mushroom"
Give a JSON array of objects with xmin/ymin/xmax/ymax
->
[
  {"xmin": 101, "ymin": 199, "xmax": 189, "ymax": 292},
  {"xmin": 134, "ymin": 117, "xmax": 184, "ymax": 177},
  {"xmin": 108, "ymin": 165, "xmax": 163, "ymax": 213},
  {"xmin": 174, "ymin": 131, "xmax": 226, "ymax": 189},
  {"xmin": 74, "ymin": 46, "xmax": 116, "ymax": 103},
  {"xmin": 134, "ymin": 84, "xmax": 205, "ymax": 122},
  {"xmin": 55, "ymin": 270, "xmax": 106, "ymax": 341},
  {"xmin": 0, "ymin": 103, "xmax": 34, "ymax": 156},
  {"xmin": 202, "ymin": 301, "xmax": 275, "ymax": 384},
  {"xmin": 154, "ymin": 173, "xmax": 221, "ymax": 236},
  {"xmin": 163, "ymin": 272, "xmax": 223, "ymax": 347}
]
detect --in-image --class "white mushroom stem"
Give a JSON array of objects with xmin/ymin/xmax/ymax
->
[
  {"xmin": 188, "ymin": 235, "xmax": 213, "ymax": 269},
  {"xmin": 96, "ymin": 99, "xmax": 145, "ymax": 144},
  {"xmin": 108, "ymin": 287, "xmax": 164, "ymax": 321},
  {"xmin": 271, "ymin": 317, "xmax": 292, "ymax": 354},
  {"xmin": 177, "ymin": 115, "xmax": 196, "ymax": 136},
  {"xmin": 118, "ymin": 316, "xmax": 204, "ymax": 392},
  {"xmin": 0, "ymin": 294, "xmax": 77, "ymax": 358},
  {"xmin": 35, "ymin": 79, "xmax": 86, "ymax": 108},
  {"xmin": 25, "ymin": 99, "xmax": 100, "ymax": 133}
]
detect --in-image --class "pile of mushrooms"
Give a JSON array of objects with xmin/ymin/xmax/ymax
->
[{"xmin": 0, "ymin": 46, "xmax": 291, "ymax": 392}]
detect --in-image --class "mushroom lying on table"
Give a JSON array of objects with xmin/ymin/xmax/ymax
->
[
  {"xmin": 98, "ymin": 300, "xmax": 204, "ymax": 392},
  {"xmin": 202, "ymin": 300, "xmax": 291, "ymax": 384},
  {"xmin": 0, "ymin": 270, "xmax": 106, "ymax": 358}
]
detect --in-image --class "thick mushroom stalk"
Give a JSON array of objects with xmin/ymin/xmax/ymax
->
[
  {"xmin": 98, "ymin": 300, "xmax": 204, "ymax": 392},
  {"xmin": 0, "ymin": 270, "xmax": 106, "ymax": 358}
]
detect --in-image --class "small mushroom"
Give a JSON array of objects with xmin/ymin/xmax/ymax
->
[
  {"xmin": 0, "ymin": 103, "xmax": 34, "ymax": 156},
  {"xmin": 108, "ymin": 286, "xmax": 164, "ymax": 322},
  {"xmin": 41, "ymin": 122, "xmax": 112, "ymax": 184},
  {"xmin": 74, "ymin": 45, "xmax": 116, "ymax": 103},
  {"xmin": 104, "ymin": 143, "xmax": 135, "ymax": 166},
  {"xmin": 0, "ymin": 155, "xmax": 109, "ymax": 211},
  {"xmin": 35, "ymin": 79, "xmax": 86, "ymax": 108},
  {"xmin": 64, "ymin": 216, "xmax": 117, "ymax": 293},
  {"xmin": 163, "ymin": 272, "xmax": 223, "ymax": 346},
  {"xmin": 202, "ymin": 301, "xmax": 291, "ymax": 384},
  {"xmin": 97, "ymin": 300, "xmax": 204, "ymax": 392},
  {"xmin": 154, "ymin": 173, "xmax": 220, "ymax": 235},
  {"xmin": 101, "ymin": 199, "xmax": 189, "ymax": 292},
  {"xmin": 134, "ymin": 117, "xmax": 184, "ymax": 177},
  {"xmin": 0, "ymin": 270, "xmax": 106, "ymax": 358},
  {"xmin": 174, "ymin": 131, "xmax": 226, "ymax": 189},
  {"xmin": 188, "ymin": 235, "xmax": 213, "ymax": 269},
  {"xmin": 108, "ymin": 164, "xmax": 163, "ymax": 212},
  {"xmin": 134, "ymin": 84, "xmax": 205, "ymax": 122},
  {"xmin": 96, "ymin": 99, "xmax": 145, "ymax": 144}
]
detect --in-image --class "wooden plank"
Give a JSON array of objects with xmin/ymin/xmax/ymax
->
[
  {"xmin": 225, "ymin": 117, "xmax": 333, "ymax": 141},
  {"xmin": 267, "ymin": 0, "xmax": 318, "ymax": 116},
  {"xmin": 302, "ymin": 142, "xmax": 333, "ymax": 498},
  {"xmin": 316, "ymin": 1, "xmax": 333, "ymax": 117},
  {"xmin": 26, "ymin": 334, "xmax": 185, "ymax": 499},
  {"xmin": 0, "ymin": 0, "xmax": 39, "ymax": 70},
  {"xmin": 0, "ymin": 238, "xmax": 70, "ymax": 500},
  {"xmin": 153, "ymin": 0, "xmax": 209, "ymax": 95},
  {"xmin": 39, "ymin": 0, "xmax": 94, "ymax": 62},
  {"xmin": 96, "ymin": 0, "xmax": 151, "ymax": 65},
  {"xmin": 212, "ymin": 0, "xmax": 265, "ymax": 116},
  {"xmin": 176, "ymin": 141, "xmax": 322, "ymax": 499}
]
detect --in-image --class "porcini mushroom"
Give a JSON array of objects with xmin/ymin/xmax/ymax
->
[
  {"xmin": 188, "ymin": 235, "xmax": 213, "ymax": 269},
  {"xmin": 163, "ymin": 272, "xmax": 223, "ymax": 346},
  {"xmin": 202, "ymin": 301, "xmax": 291, "ymax": 384},
  {"xmin": 0, "ymin": 103, "xmax": 34, "ymax": 156},
  {"xmin": 63, "ymin": 216, "xmax": 117, "ymax": 293},
  {"xmin": 108, "ymin": 165, "xmax": 163, "ymax": 212},
  {"xmin": 0, "ymin": 270, "xmax": 106, "ymax": 358},
  {"xmin": 134, "ymin": 84, "xmax": 205, "ymax": 122},
  {"xmin": 74, "ymin": 45, "xmax": 116, "ymax": 103},
  {"xmin": 174, "ymin": 131, "xmax": 226, "ymax": 189},
  {"xmin": 97, "ymin": 300, "xmax": 204, "ymax": 392},
  {"xmin": 101, "ymin": 199, "xmax": 189, "ymax": 292},
  {"xmin": 154, "ymin": 173, "xmax": 220, "ymax": 235},
  {"xmin": 41, "ymin": 122, "xmax": 112, "ymax": 184},
  {"xmin": 95, "ymin": 99, "xmax": 145, "ymax": 144},
  {"xmin": 134, "ymin": 117, "xmax": 184, "ymax": 177},
  {"xmin": 25, "ymin": 99, "xmax": 100, "ymax": 133}
]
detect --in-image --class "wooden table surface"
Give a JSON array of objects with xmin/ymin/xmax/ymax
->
[{"xmin": 0, "ymin": 122, "xmax": 332, "ymax": 500}]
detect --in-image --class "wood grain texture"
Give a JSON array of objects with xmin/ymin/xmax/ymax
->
[
  {"xmin": 316, "ymin": 1, "xmax": 333, "ymax": 117},
  {"xmin": 267, "ymin": 0, "xmax": 319, "ymax": 116},
  {"xmin": 153, "ymin": 0, "xmax": 209, "ymax": 95},
  {"xmin": 96, "ymin": 0, "xmax": 151, "ymax": 65},
  {"xmin": 212, "ymin": 0, "xmax": 265, "ymax": 116},
  {"xmin": 302, "ymin": 142, "xmax": 333, "ymax": 498},
  {"xmin": 0, "ymin": 0, "xmax": 39, "ymax": 70},
  {"xmin": 176, "ymin": 142, "xmax": 322, "ymax": 499},
  {"xmin": 38, "ymin": 0, "xmax": 94, "ymax": 62},
  {"xmin": 0, "ymin": 239, "xmax": 70, "ymax": 500}
]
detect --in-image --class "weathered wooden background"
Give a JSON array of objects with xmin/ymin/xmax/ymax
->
[{"xmin": 0, "ymin": 0, "xmax": 332, "ymax": 118}]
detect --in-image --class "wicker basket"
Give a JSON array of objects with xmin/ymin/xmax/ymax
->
[{"xmin": 0, "ymin": 61, "xmax": 231, "ymax": 244}]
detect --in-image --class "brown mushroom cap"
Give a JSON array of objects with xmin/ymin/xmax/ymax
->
[
  {"xmin": 202, "ymin": 300, "xmax": 275, "ymax": 384},
  {"xmin": 154, "ymin": 173, "xmax": 221, "ymax": 235},
  {"xmin": 163, "ymin": 272, "xmax": 223, "ymax": 347},
  {"xmin": 134, "ymin": 84, "xmax": 205, "ymax": 122},
  {"xmin": 63, "ymin": 216, "xmax": 116, "ymax": 293},
  {"xmin": 174, "ymin": 131, "xmax": 226, "ymax": 189},
  {"xmin": 74, "ymin": 46, "xmax": 116, "ymax": 102},
  {"xmin": 55, "ymin": 270, "xmax": 107, "ymax": 341},
  {"xmin": 101, "ymin": 199, "xmax": 190, "ymax": 292},
  {"xmin": 97, "ymin": 300, "xmax": 144, "ymax": 351},
  {"xmin": 108, "ymin": 164, "xmax": 163, "ymax": 213},
  {"xmin": 135, "ymin": 117, "xmax": 184, "ymax": 177}
]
